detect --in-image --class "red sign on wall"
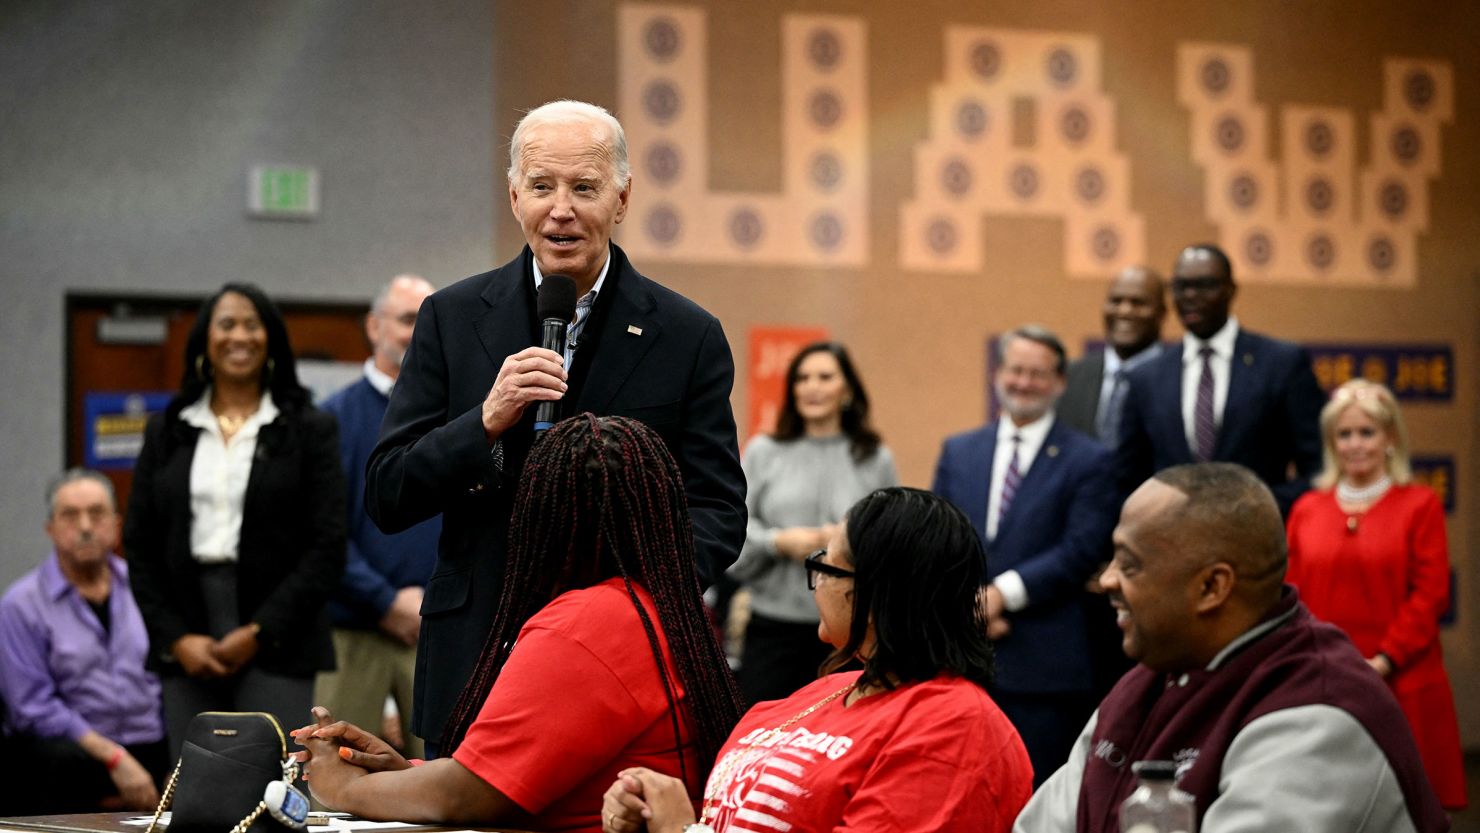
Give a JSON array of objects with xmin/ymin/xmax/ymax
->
[{"xmin": 747, "ymin": 325, "xmax": 830, "ymax": 441}]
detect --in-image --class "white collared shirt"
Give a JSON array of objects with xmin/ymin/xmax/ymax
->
[
  {"xmin": 363, "ymin": 357, "xmax": 394, "ymax": 397},
  {"xmin": 179, "ymin": 389, "xmax": 279, "ymax": 563},
  {"xmin": 533, "ymin": 249, "xmax": 611, "ymax": 368},
  {"xmin": 1180, "ymin": 317, "xmax": 1240, "ymax": 455},
  {"xmin": 986, "ymin": 411, "xmax": 1055, "ymax": 612}
]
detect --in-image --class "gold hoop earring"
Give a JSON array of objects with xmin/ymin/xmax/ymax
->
[{"xmin": 194, "ymin": 355, "xmax": 209, "ymax": 382}]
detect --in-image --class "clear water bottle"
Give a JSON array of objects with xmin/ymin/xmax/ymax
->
[{"xmin": 1120, "ymin": 760, "xmax": 1197, "ymax": 833}]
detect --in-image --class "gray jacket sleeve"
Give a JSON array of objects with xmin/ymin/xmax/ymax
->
[
  {"xmin": 1204, "ymin": 705, "xmax": 1417, "ymax": 833},
  {"xmin": 1013, "ymin": 711, "xmax": 1097, "ymax": 832}
]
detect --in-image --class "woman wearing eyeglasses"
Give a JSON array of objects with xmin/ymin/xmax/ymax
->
[
  {"xmin": 603, "ymin": 487, "xmax": 1033, "ymax": 833},
  {"xmin": 728, "ymin": 342, "xmax": 897, "ymax": 706}
]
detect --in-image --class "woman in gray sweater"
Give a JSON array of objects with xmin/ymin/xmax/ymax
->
[{"xmin": 728, "ymin": 342, "xmax": 897, "ymax": 705}]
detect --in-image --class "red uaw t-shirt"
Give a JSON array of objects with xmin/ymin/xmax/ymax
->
[
  {"xmin": 702, "ymin": 671, "xmax": 1031, "ymax": 832},
  {"xmin": 452, "ymin": 578, "xmax": 700, "ymax": 832}
]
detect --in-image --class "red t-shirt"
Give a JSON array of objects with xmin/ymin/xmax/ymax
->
[
  {"xmin": 452, "ymin": 578, "xmax": 700, "ymax": 832},
  {"xmin": 701, "ymin": 671, "xmax": 1032, "ymax": 833}
]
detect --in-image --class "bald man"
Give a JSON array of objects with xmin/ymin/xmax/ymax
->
[
  {"xmin": 316, "ymin": 275, "xmax": 440, "ymax": 757},
  {"xmin": 1014, "ymin": 464, "xmax": 1448, "ymax": 833},
  {"xmin": 1058, "ymin": 265, "xmax": 1167, "ymax": 449}
]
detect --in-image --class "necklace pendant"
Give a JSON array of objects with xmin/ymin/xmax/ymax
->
[{"xmin": 1346, "ymin": 515, "xmax": 1359, "ymax": 534}]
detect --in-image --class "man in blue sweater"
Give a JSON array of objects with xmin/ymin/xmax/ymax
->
[{"xmin": 315, "ymin": 274, "xmax": 439, "ymax": 756}]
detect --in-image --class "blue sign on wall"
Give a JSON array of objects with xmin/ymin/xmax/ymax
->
[
  {"xmin": 83, "ymin": 391, "xmax": 172, "ymax": 470},
  {"xmin": 1305, "ymin": 343, "xmax": 1453, "ymax": 402},
  {"xmin": 1411, "ymin": 455, "xmax": 1457, "ymax": 514}
]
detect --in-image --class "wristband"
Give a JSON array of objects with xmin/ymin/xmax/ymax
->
[{"xmin": 105, "ymin": 746, "xmax": 125, "ymax": 771}]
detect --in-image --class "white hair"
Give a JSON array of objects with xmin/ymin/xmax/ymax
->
[
  {"xmin": 371, "ymin": 274, "xmax": 433, "ymax": 315},
  {"xmin": 46, "ymin": 468, "xmax": 116, "ymax": 519},
  {"xmin": 507, "ymin": 100, "xmax": 630, "ymax": 189}
]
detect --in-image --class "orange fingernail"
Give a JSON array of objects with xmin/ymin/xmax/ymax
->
[{"xmin": 338, "ymin": 746, "xmax": 352, "ymax": 760}]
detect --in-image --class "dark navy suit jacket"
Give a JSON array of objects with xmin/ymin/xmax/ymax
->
[
  {"xmin": 932, "ymin": 418, "xmax": 1118, "ymax": 694},
  {"xmin": 365, "ymin": 244, "xmax": 746, "ymax": 748},
  {"xmin": 1115, "ymin": 328, "xmax": 1323, "ymax": 516}
]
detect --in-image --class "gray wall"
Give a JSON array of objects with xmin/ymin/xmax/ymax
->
[{"xmin": 0, "ymin": 2, "xmax": 498, "ymax": 587}]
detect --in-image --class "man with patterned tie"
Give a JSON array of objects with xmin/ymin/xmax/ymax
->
[
  {"xmin": 932, "ymin": 325, "xmax": 1119, "ymax": 786},
  {"xmin": 1058, "ymin": 265, "xmax": 1167, "ymax": 448},
  {"xmin": 1115, "ymin": 244, "xmax": 1324, "ymax": 517}
]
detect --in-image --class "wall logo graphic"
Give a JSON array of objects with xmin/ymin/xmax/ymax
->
[
  {"xmin": 899, "ymin": 27, "xmax": 1145, "ymax": 277},
  {"xmin": 1177, "ymin": 44, "xmax": 1453, "ymax": 287},
  {"xmin": 617, "ymin": 4, "xmax": 868, "ymax": 265}
]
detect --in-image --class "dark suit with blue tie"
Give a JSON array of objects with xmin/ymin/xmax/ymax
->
[
  {"xmin": 1115, "ymin": 328, "xmax": 1323, "ymax": 516},
  {"xmin": 932, "ymin": 417, "xmax": 1118, "ymax": 784}
]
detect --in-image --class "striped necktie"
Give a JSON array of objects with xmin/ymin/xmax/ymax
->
[
  {"xmin": 999, "ymin": 433, "xmax": 1023, "ymax": 525},
  {"xmin": 1194, "ymin": 346, "xmax": 1218, "ymax": 461},
  {"xmin": 1097, "ymin": 367, "xmax": 1129, "ymax": 446}
]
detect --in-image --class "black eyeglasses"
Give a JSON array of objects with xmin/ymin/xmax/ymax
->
[
  {"xmin": 804, "ymin": 549, "xmax": 855, "ymax": 590},
  {"xmin": 1170, "ymin": 276, "xmax": 1228, "ymax": 295}
]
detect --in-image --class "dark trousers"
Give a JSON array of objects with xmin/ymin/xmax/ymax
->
[
  {"xmin": 0, "ymin": 735, "xmax": 168, "ymax": 814},
  {"xmin": 738, "ymin": 613, "xmax": 833, "ymax": 708},
  {"xmin": 991, "ymin": 688, "xmax": 1098, "ymax": 788}
]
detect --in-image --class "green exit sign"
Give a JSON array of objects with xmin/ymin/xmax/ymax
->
[{"xmin": 248, "ymin": 165, "xmax": 320, "ymax": 219}]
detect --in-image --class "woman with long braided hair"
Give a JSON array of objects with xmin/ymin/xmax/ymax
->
[{"xmin": 293, "ymin": 415, "xmax": 744, "ymax": 831}]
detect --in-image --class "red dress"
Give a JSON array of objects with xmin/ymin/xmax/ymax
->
[{"xmin": 1286, "ymin": 484, "xmax": 1467, "ymax": 809}]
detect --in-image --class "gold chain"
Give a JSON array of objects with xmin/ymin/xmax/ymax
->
[
  {"xmin": 145, "ymin": 760, "xmax": 180, "ymax": 833},
  {"xmin": 229, "ymin": 802, "xmax": 269, "ymax": 833},
  {"xmin": 699, "ymin": 679, "xmax": 857, "ymax": 825},
  {"xmin": 217, "ymin": 413, "xmax": 248, "ymax": 435}
]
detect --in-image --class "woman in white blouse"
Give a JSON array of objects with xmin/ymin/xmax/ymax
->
[{"xmin": 124, "ymin": 283, "xmax": 345, "ymax": 757}]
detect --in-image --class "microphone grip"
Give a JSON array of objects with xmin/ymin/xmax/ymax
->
[{"xmin": 533, "ymin": 318, "xmax": 567, "ymax": 433}]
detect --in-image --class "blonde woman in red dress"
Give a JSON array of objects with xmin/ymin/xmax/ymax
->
[{"xmin": 1285, "ymin": 379, "xmax": 1466, "ymax": 810}]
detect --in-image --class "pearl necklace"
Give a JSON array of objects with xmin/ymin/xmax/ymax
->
[
  {"xmin": 1336, "ymin": 475, "xmax": 1391, "ymax": 505},
  {"xmin": 694, "ymin": 679, "xmax": 858, "ymax": 831}
]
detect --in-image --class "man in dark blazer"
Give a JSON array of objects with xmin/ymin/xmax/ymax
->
[
  {"xmin": 1116, "ymin": 244, "xmax": 1324, "ymax": 516},
  {"xmin": 932, "ymin": 325, "xmax": 1118, "ymax": 786},
  {"xmin": 1057, "ymin": 265, "xmax": 1166, "ymax": 702},
  {"xmin": 1058, "ymin": 265, "xmax": 1167, "ymax": 449},
  {"xmin": 365, "ymin": 101, "xmax": 746, "ymax": 756}
]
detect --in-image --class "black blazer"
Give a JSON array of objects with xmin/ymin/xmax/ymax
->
[
  {"xmin": 366, "ymin": 244, "xmax": 747, "ymax": 746},
  {"xmin": 1115, "ymin": 328, "xmax": 1324, "ymax": 515},
  {"xmin": 1058, "ymin": 351, "xmax": 1106, "ymax": 440},
  {"xmin": 124, "ymin": 404, "xmax": 346, "ymax": 678}
]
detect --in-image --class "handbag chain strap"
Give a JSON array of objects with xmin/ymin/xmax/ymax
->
[
  {"xmin": 144, "ymin": 760, "xmax": 181, "ymax": 833},
  {"xmin": 229, "ymin": 803, "xmax": 271, "ymax": 833}
]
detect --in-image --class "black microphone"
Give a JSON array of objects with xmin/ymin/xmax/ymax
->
[{"xmin": 533, "ymin": 275, "xmax": 578, "ymax": 433}]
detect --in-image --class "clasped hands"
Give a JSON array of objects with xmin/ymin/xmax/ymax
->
[
  {"xmin": 601, "ymin": 768, "xmax": 695, "ymax": 833},
  {"xmin": 289, "ymin": 706, "xmax": 412, "ymax": 808},
  {"xmin": 772, "ymin": 525, "xmax": 838, "ymax": 561},
  {"xmin": 977, "ymin": 584, "xmax": 1011, "ymax": 639},
  {"xmin": 170, "ymin": 624, "xmax": 260, "ymax": 678}
]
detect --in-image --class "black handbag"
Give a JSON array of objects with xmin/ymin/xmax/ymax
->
[{"xmin": 147, "ymin": 712, "xmax": 305, "ymax": 833}]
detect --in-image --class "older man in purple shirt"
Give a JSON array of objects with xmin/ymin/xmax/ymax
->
[{"xmin": 0, "ymin": 469, "xmax": 166, "ymax": 813}]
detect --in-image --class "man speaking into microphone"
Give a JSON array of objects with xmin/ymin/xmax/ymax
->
[{"xmin": 366, "ymin": 99, "xmax": 746, "ymax": 757}]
